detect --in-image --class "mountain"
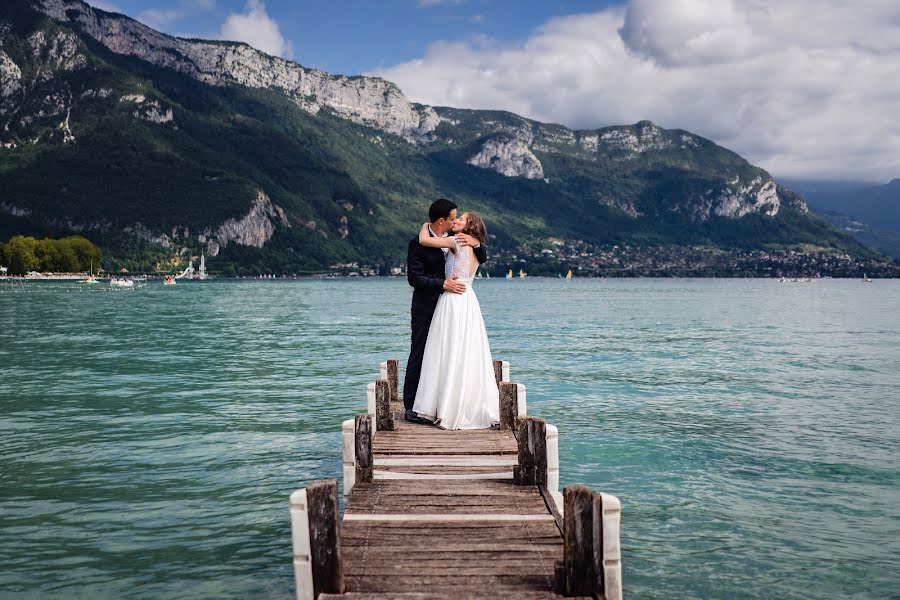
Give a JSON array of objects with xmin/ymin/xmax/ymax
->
[
  {"xmin": 796, "ymin": 179, "xmax": 900, "ymax": 233},
  {"xmin": 0, "ymin": 0, "xmax": 884, "ymax": 275},
  {"xmin": 781, "ymin": 179, "xmax": 900, "ymax": 259}
]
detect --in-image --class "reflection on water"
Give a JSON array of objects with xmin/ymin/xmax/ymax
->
[{"xmin": 1, "ymin": 279, "xmax": 898, "ymax": 599}]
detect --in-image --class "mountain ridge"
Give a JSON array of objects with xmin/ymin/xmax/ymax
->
[{"xmin": 0, "ymin": 0, "xmax": 889, "ymax": 276}]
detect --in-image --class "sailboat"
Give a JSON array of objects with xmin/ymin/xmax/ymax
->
[
  {"xmin": 198, "ymin": 253, "xmax": 208, "ymax": 280},
  {"xmin": 176, "ymin": 259, "xmax": 195, "ymax": 279},
  {"xmin": 485, "ymin": 271, "xmax": 491, "ymax": 279},
  {"xmin": 506, "ymin": 269, "xmax": 513, "ymax": 279},
  {"xmin": 519, "ymin": 269, "xmax": 526, "ymax": 279},
  {"xmin": 566, "ymin": 270, "xmax": 573, "ymax": 280},
  {"xmin": 79, "ymin": 260, "xmax": 99, "ymax": 284},
  {"xmin": 863, "ymin": 273, "xmax": 872, "ymax": 283}
]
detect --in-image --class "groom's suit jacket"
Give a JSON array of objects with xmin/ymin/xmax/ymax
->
[{"xmin": 403, "ymin": 230, "xmax": 486, "ymax": 409}]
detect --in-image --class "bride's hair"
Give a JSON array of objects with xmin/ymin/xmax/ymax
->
[{"xmin": 462, "ymin": 212, "xmax": 487, "ymax": 244}]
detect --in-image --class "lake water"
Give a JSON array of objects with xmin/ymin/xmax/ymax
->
[{"xmin": 1, "ymin": 278, "xmax": 898, "ymax": 599}]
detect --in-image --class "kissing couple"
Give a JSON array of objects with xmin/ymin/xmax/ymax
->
[{"xmin": 402, "ymin": 198, "xmax": 500, "ymax": 430}]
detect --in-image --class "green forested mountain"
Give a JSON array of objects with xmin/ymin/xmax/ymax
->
[{"xmin": 0, "ymin": 0, "xmax": 880, "ymax": 274}]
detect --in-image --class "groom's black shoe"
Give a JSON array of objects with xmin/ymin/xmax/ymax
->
[{"xmin": 405, "ymin": 409, "xmax": 423, "ymax": 423}]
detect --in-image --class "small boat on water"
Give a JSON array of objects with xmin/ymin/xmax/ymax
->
[
  {"xmin": 566, "ymin": 270, "xmax": 573, "ymax": 280},
  {"xmin": 109, "ymin": 277, "xmax": 134, "ymax": 288},
  {"xmin": 163, "ymin": 275, "xmax": 176, "ymax": 285},
  {"xmin": 79, "ymin": 260, "xmax": 99, "ymax": 284},
  {"xmin": 519, "ymin": 269, "xmax": 526, "ymax": 279},
  {"xmin": 506, "ymin": 269, "xmax": 513, "ymax": 279}
]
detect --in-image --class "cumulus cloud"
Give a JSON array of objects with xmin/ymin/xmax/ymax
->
[
  {"xmin": 218, "ymin": 0, "xmax": 292, "ymax": 58},
  {"xmin": 372, "ymin": 0, "xmax": 900, "ymax": 181}
]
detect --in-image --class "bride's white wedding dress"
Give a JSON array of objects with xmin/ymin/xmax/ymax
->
[{"xmin": 413, "ymin": 241, "xmax": 500, "ymax": 430}]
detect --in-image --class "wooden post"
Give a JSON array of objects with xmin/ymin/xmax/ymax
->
[
  {"xmin": 560, "ymin": 485, "xmax": 623, "ymax": 600},
  {"xmin": 374, "ymin": 379, "xmax": 394, "ymax": 431},
  {"xmin": 546, "ymin": 424, "xmax": 559, "ymax": 493},
  {"xmin": 354, "ymin": 414, "xmax": 373, "ymax": 484},
  {"xmin": 514, "ymin": 416, "xmax": 547, "ymax": 486},
  {"xmin": 341, "ymin": 419, "xmax": 355, "ymax": 496},
  {"xmin": 290, "ymin": 488, "xmax": 314, "ymax": 600},
  {"xmin": 493, "ymin": 360, "xmax": 511, "ymax": 387},
  {"xmin": 563, "ymin": 485, "xmax": 594, "ymax": 597},
  {"xmin": 594, "ymin": 492, "xmax": 622, "ymax": 600},
  {"xmin": 499, "ymin": 382, "xmax": 526, "ymax": 430},
  {"xmin": 290, "ymin": 480, "xmax": 344, "ymax": 599},
  {"xmin": 366, "ymin": 382, "xmax": 376, "ymax": 416},
  {"xmin": 386, "ymin": 359, "xmax": 399, "ymax": 404}
]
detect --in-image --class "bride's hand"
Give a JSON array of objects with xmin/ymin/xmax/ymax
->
[{"xmin": 455, "ymin": 233, "xmax": 478, "ymax": 247}]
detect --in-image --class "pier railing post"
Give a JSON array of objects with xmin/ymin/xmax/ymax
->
[
  {"xmin": 374, "ymin": 379, "xmax": 394, "ymax": 431},
  {"xmin": 354, "ymin": 414, "xmax": 374, "ymax": 484},
  {"xmin": 514, "ymin": 416, "xmax": 547, "ymax": 486},
  {"xmin": 380, "ymin": 359, "xmax": 399, "ymax": 405},
  {"xmin": 290, "ymin": 480, "xmax": 344, "ymax": 599},
  {"xmin": 366, "ymin": 382, "xmax": 376, "ymax": 416},
  {"xmin": 493, "ymin": 360, "xmax": 510, "ymax": 387},
  {"xmin": 499, "ymin": 382, "xmax": 527, "ymax": 430},
  {"xmin": 341, "ymin": 419, "xmax": 355, "ymax": 496},
  {"xmin": 560, "ymin": 485, "xmax": 622, "ymax": 600}
]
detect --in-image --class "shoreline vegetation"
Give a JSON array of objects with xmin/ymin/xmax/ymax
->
[{"xmin": 4, "ymin": 236, "xmax": 898, "ymax": 279}]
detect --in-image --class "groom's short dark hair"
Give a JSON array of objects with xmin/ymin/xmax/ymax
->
[{"xmin": 429, "ymin": 198, "xmax": 457, "ymax": 223}]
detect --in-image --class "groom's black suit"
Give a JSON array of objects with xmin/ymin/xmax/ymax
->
[{"xmin": 403, "ymin": 231, "xmax": 486, "ymax": 410}]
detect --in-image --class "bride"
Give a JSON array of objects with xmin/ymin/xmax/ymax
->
[{"xmin": 412, "ymin": 212, "xmax": 500, "ymax": 430}]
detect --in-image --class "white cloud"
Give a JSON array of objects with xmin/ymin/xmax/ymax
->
[
  {"xmin": 218, "ymin": 0, "xmax": 292, "ymax": 58},
  {"xmin": 372, "ymin": 0, "xmax": 900, "ymax": 181}
]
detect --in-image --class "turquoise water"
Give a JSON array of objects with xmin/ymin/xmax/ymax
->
[{"xmin": 1, "ymin": 278, "xmax": 898, "ymax": 599}]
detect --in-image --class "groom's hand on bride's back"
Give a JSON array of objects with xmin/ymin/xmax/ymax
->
[{"xmin": 443, "ymin": 277, "xmax": 466, "ymax": 294}]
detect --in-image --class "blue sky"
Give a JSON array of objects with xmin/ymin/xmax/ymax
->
[
  {"xmin": 90, "ymin": 0, "xmax": 623, "ymax": 75},
  {"xmin": 87, "ymin": 0, "xmax": 900, "ymax": 181}
]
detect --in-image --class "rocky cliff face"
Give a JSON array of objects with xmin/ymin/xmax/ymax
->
[
  {"xmin": 467, "ymin": 136, "xmax": 544, "ymax": 180},
  {"xmin": 36, "ymin": 0, "xmax": 439, "ymax": 142},
  {"xmin": 207, "ymin": 190, "xmax": 288, "ymax": 256},
  {"xmin": 684, "ymin": 176, "xmax": 780, "ymax": 221}
]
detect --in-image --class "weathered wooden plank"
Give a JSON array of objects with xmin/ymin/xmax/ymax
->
[
  {"xmin": 373, "ymin": 470, "xmax": 514, "ymax": 480},
  {"xmin": 305, "ymin": 480, "xmax": 344, "ymax": 597},
  {"xmin": 321, "ymin": 594, "xmax": 590, "ymax": 600},
  {"xmin": 344, "ymin": 513, "xmax": 557, "ymax": 522},
  {"xmin": 373, "ymin": 465, "xmax": 515, "ymax": 474},
  {"xmin": 343, "ymin": 574, "xmax": 557, "ymax": 593},
  {"xmin": 373, "ymin": 457, "xmax": 518, "ymax": 467},
  {"xmin": 346, "ymin": 497, "xmax": 549, "ymax": 510},
  {"xmin": 355, "ymin": 414, "xmax": 374, "ymax": 484}
]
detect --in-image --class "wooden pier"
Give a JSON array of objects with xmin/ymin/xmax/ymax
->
[{"xmin": 290, "ymin": 360, "xmax": 622, "ymax": 599}]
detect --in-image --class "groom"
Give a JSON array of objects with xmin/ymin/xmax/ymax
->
[{"xmin": 403, "ymin": 198, "xmax": 486, "ymax": 422}]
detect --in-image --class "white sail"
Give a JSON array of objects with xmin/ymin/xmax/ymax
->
[
  {"xmin": 175, "ymin": 259, "xmax": 194, "ymax": 279},
  {"xmin": 198, "ymin": 253, "xmax": 208, "ymax": 280}
]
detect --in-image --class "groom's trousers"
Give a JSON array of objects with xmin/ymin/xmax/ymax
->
[{"xmin": 403, "ymin": 303, "xmax": 437, "ymax": 410}]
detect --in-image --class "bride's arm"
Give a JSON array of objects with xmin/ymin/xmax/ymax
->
[{"xmin": 418, "ymin": 223, "xmax": 457, "ymax": 251}]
